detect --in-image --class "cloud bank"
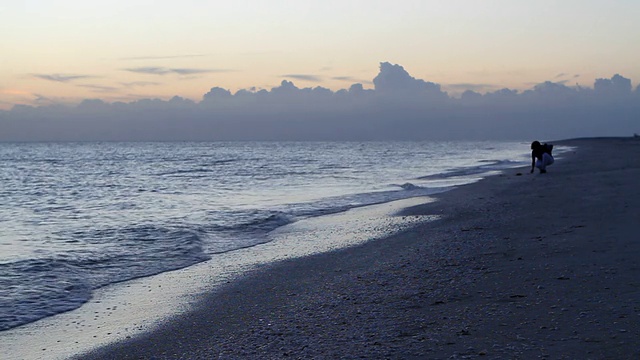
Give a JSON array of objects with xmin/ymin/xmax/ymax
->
[{"xmin": 3, "ymin": 62, "xmax": 640, "ymax": 141}]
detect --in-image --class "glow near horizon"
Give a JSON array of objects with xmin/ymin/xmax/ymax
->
[{"xmin": 1, "ymin": 0, "xmax": 639, "ymax": 110}]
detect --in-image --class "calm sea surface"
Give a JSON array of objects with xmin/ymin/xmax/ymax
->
[{"xmin": 0, "ymin": 141, "xmax": 528, "ymax": 331}]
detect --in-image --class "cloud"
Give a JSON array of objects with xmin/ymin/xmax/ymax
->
[
  {"xmin": 120, "ymin": 81, "xmax": 161, "ymax": 88},
  {"xmin": 123, "ymin": 67, "xmax": 230, "ymax": 76},
  {"xmin": 3, "ymin": 63, "xmax": 640, "ymax": 142},
  {"xmin": 121, "ymin": 54, "xmax": 207, "ymax": 61},
  {"xmin": 202, "ymin": 87, "xmax": 232, "ymax": 102},
  {"xmin": 171, "ymin": 68, "xmax": 211, "ymax": 75},
  {"xmin": 0, "ymin": 89, "xmax": 39, "ymax": 109},
  {"xmin": 32, "ymin": 74, "xmax": 95, "ymax": 83},
  {"xmin": 373, "ymin": 62, "xmax": 447, "ymax": 99},
  {"xmin": 31, "ymin": 93, "xmax": 78, "ymax": 107},
  {"xmin": 78, "ymin": 84, "xmax": 120, "ymax": 93},
  {"xmin": 33, "ymin": 94, "xmax": 50, "ymax": 103},
  {"xmin": 550, "ymin": 73, "xmax": 581, "ymax": 84},
  {"xmin": 446, "ymin": 83, "xmax": 498, "ymax": 92},
  {"xmin": 332, "ymin": 76, "xmax": 356, "ymax": 82},
  {"xmin": 331, "ymin": 76, "xmax": 372, "ymax": 84},
  {"xmin": 123, "ymin": 67, "xmax": 170, "ymax": 75},
  {"xmin": 281, "ymin": 74, "xmax": 323, "ymax": 82},
  {"xmin": 594, "ymin": 74, "xmax": 632, "ymax": 96}
]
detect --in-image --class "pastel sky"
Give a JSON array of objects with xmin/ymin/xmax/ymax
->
[{"xmin": 2, "ymin": 0, "xmax": 639, "ymax": 110}]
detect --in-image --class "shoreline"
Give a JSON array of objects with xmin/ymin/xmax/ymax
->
[
  {"xmin": 3, "ymin": 137, "xmax": 638, "ymax": 359},
  {"xmin": 1, "ymin": 197, "xmax": 437, "ymax": 360},
  {"xmin": 76, "ymin": 137, "xmax": 639, "ymax": 359},
  {"xmin": 0, "ymin": 140, "xmax": 526, "ymax": 338}
]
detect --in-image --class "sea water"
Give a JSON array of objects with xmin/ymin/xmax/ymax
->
[{"xmin": 0, "ymin": 141, "xmax": 529, "ymax": 331}]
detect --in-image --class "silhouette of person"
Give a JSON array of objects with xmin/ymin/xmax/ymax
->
[{"xmin": 530, "ymin": 141, "xmax": 554, "ymax": 174}]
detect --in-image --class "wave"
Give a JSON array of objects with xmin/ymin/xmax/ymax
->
[
  {"xmin": 0, "ymin": 225, "xmax": 209, "ymax": 331},
  {"xmin": 396, "ymin": 182, "xmax": 425, "ymax": 191},
  {"xmin": 155, "ymin": 159, "xmax": 237, "ymax": 176},
  {"xmin": 0, "ymin": 178, "xmax": 467, "ymax": 331},
  {"xmin": 0, "ymin": 258, "xmax": 92, "ymax": 331},
  {"xmin": 204, "ymin": 210, "xmax": 296, "ymax": 236},
  {"xmin": 198, "ymin": 182, "xmax": 441, "ymax": 254},
  {"xmin": 1, "ymin": 141, "xmax": 532, "ymax": 333},
  {"xmin": 419, "ymin": 159, "xmax": 525, "ymax": 180},
  {"xmin": 269, "ymin": 184, "xmax": 441, "ymax": 225},
  {"xmin": 156, "ymin": 168, "xmax": 217, "ymax": 176}
]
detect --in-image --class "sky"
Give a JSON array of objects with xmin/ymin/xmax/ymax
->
[
  {"xmin": 2, "ymin": 0, "xmax": 640, "ymax": 110},
  {"xmin": 1, "ymin": 1, "xmax": 639, "ymax": 142}
]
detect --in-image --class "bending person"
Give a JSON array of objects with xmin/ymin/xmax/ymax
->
[{"xmin": 530, "ymin": 141, "xmax": 554, "ymax": 174}]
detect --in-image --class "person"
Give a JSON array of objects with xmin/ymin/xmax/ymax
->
[{"xmin": 530, "ymin": 141, "xmax": 554, "ymax": 174}]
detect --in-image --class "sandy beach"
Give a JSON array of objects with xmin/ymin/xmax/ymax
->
[{"xmin": 73, "ymin": 137, "xmax": 640, "ymax": 359}]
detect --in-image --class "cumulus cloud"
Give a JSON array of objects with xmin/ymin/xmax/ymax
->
[
  {"xmin": 3, "ymin": 62, "xmax": 640, "ymax": 142},
  {"xmin": 372, "ymin": 62, "xmax": 446, "ymax": 100},
  {"xmin": 446, "ymin": 83, "xmax": 498, "ymax": 93},
  {"xmin": 32, "ymin": 74, "xmax": 95, "ymax": 83},
  {"xmin": 202, "ymin": 87, "xmax": 232, "ymax": 103},
  {"xmin": 595, "ymin": 74, "xmax": 632, "ymax": 96}
]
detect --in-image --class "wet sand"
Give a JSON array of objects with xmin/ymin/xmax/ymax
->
[{"xmin": 77, "ymin": 137, "xmax": 640, "ymax": 359}]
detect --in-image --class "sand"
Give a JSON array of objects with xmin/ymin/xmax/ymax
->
[{"xmin": 71, "ymin": 137, "xmax": 639, "ymax": 359}]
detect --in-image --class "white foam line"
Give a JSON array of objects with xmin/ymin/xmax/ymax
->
[{"xmin": 1, "ymin": 197, "xmax": 438, "ymax": 360}]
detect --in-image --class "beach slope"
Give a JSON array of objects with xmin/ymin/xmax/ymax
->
[{"xmin": 79, "ymin": 137, "xmax": 640, "ymax": 359}]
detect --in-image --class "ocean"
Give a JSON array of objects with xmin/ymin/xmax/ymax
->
[{"xmin": 0, "ymin": 141, "xmax": 529, "ymax": 332}]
